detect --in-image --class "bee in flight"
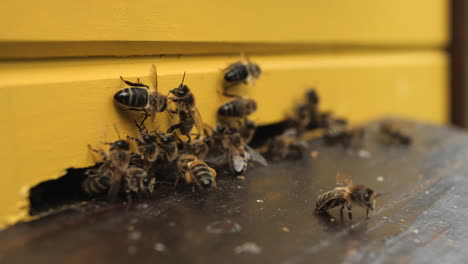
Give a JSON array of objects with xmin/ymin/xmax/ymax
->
[
  {"xmin": 114, "ymin": 65, "xmax": 168, "ymax": 127},
  {"xmin": 83, "ymin": 139, "xmax": 131, "ymax": 201},
  {"xmin": 175, "ymin": 154, "xmax": 217, "ymax": 191},
  {"xmin": 223, "ymin": 53, "xmax": 261, "ymax": 88},
  {"xmin": 315, "ymin": 173, "xmax": 383, "ymax": 220}
]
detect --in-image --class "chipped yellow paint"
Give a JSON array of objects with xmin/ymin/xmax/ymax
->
[{"xmin": 0, "ymin": 51, "xmax": 448, "ymax": 227}]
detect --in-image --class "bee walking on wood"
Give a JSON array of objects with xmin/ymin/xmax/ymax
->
[
  {"xmin": 167, "ymin": 73, "xmax": 204, "ymax": 142},
  {"xmin": 83, "ymin": 139, "xmax": 131, "ymax": 201},
  {"xmin": 175, "ymin": 154, "xmax": 217, "ymax": 191},
  {"xmin": 223, "ymin": 53, "xmax": 261, "ymax": 88},
  {"xmin": 379, "ymin": 121, "xmax": 412, "ymax": 146},
  {"xmin": 114, "ymin": 65, "xmax": 168, "ymax": 127},
  {"xmin": 315, "ymin": 173, "xmax": 382, "ymax": 220}
]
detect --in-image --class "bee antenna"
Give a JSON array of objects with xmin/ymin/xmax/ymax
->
[
  {"xmin": 113, "ymin": 124, "xmax": 121, "ymax": 139},
  {"xmin": 180, "ymin": 72, "xmax": 186, "ymax": 86},
  {"xmin": 376, "ymin": 192, "xmax": 391, "ymax": 198}
]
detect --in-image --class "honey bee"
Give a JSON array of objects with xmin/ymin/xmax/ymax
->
[
  {"xmin": 216, "ymin": 125, "xmax": 268, "ymax": 177},
  {"xmin": 175, "ymin": 154, "xmax": 217, "ymax": 191},
  {"xmin": 305, "ymin": 89, "xmax": 321, "ymax": 129},
  {"xmin": 266, "ymin": 128, "xmax": 308, "ymax": 161},
  {"xmin": 323, "ymin": 121, "xmax": 365, "ymax": 149},
  {"xmin": 84, "ymin": 139, "xmax": 131, "ymax": 201},
  {"xmin": 287, "ymin": 103, "xmax": 311, "ymax": 138},
  {"xmin": 124, "ymin": 167, "xmax": 156, "ymax": 198},
  {"xmin": 379, "ymin": 121, "xmax": 412, "ymax": 146},
  {"xmin": 167, "ymin": 73, "xmax": 204, "ymax": 142},
  {"xmin": 218, "ymin": 93, "xmax": 257, "ymax": 128},
  {"xmin": 223, "ymin": 53, "xmax": 261, "ymax": 88},
  {"xmin": 155, "ymin": 129, "xmax": 179, "ymax": 162},
  {"xmin": 315, "ymin": 173, "xmax": 381, "ymax": 220},
  {"xmin": 114, "ymin": 65, "xmax": 168, "ymax": 126},
  {"xmin": 127, "ymin": 124, "xmax": 158, "ymax": 170},
  {"xmin": 183, "ymin": 126, "xmax": 213, "ymax": 159}
]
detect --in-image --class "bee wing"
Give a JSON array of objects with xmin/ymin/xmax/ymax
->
[
  {"xmin": 245, "ymin": 145, "xmax": 268, "ymax": 166},
  {"xmin": 204, "ymin": 152, "xmax": 228, "ymax": 166},
  {"xmin": 336, "ymin": 172, "xmax": 352, "ymax": 186},
  {"xmin": 190, "ymin": 107, "xmax": 204, "ymax": 136},
  {"xmin": 151, "ymin": 64, "xmax": 159, "ymax": 92}
]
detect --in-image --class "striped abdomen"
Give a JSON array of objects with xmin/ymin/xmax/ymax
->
[
  {"xmin": 315, "ymin": 189, "xmax": 347, "ymax": 213},
  {"xmin": 114, "ymin": 87, "xmax": 149, "ymax": 108},
  {"xmin": 224, "ymin": 63, "xmax": 249, "ymax": 82},
  {"xmin": 82, "ymin": 173, "xmax": 110, "ymax": 195},
  {"xmin": 189, "ymin": 161, "xmax": 215, "ymax": 189},
  {"xmin": 218, "ymin": 98, "xmax": 257, "ymax": 117}
]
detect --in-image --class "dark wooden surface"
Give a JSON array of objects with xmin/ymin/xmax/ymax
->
[{"xmin": 1, "ymin": 119, "xmax": 467, "ymax": 264}]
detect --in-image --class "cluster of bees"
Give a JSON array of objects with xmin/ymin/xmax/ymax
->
[
  {"xmin": 82, "ymin": 54, "xmax": 411, "ymax": 219},
  {"xmin": 83, "ymin": 55, "xmax": 265, "ymax": 202}
]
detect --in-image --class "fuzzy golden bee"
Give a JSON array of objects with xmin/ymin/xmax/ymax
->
[
  {"xmin": 83, "ymin": 139, "xmax": 131, "ymax": 201},
  {"xmin": 124, "ymin": 167, "xmax": 156, "ymax": 199},
  {"xmin": 175, "ymin": 154, "xmax": 217, "ymax": 191},
  {"xmin": 315, "ymin": 173, "xmax": 382, "ymax": 220},
  {"xmin": 167, "ymin": 73, "xmax": 204, "ymax": 142}
]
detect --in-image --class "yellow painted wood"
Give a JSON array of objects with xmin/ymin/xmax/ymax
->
[
  {"xmin": 0, "ymin": 51, "xmax": 448, "ymax": 227},
  {"xmin": 0, "ymin": 0, "xmax": 449, "ymax": 58}
]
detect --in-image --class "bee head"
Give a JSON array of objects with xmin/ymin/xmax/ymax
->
[
  {"xmin": 360, "ymin": 188, "xmax": 377, "ymax": 210},
  {"xmin": 111, "ymin": 140, "xmax": 130, "ymax": 150},
  {"xmin": 158, "ymin": 133, "xmax": 174, "ymax": 144},
  {"xmin": 250, "ymin": 63, "xmax": 261, "ymax": 78},
  {"xmin": 170, "ymin": 84, "xmax": 188, "ymax": 97},
  {"xmin": 306, "ymin": 89, "xmax": 319, "ymax": 105},
  {"xmin": 142, "ymin": 177, "xmax": 156, "ymax": 193},
  {"xmin": 246, "ymin": 99, "xmax": 257, "ymax": 115},
  {"xmin": 143, "ymin": 134, "xmax": 156, "ymax": 143}
]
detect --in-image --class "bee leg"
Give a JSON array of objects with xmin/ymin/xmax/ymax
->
[
  {"xmin": 119, "ymin": 76, "xmax": 150, "ymax": 89},
  {"xmin": 221, "ymin": 91, "xmax": 242, "ymax": 98},
  {"xmin": 127, "ymin": 136, "xmax": 144, "ymax": 144},
  {"xmin": 88, "ymin": 145, "xmax": 107, "ymax": 159},
  {"xmin": 174, "ymin": 173, "xmax": 182, "ymax": 188},
  {"xmin": 366, "ymin": 208, "xmax": 370, "ymax": 219},
  {"xmin": 192, "ymin": 184, "xmax": 195, "ymax": 193},
  {"xmin": 346, "ymin": 203, "xmax": 353, "ymax": 221}
]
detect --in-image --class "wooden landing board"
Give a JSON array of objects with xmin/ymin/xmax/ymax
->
[{"xmin": 0, "ymin": 119, "xmax": 466, "ymax": 263}]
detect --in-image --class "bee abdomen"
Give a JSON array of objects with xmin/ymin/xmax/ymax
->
[
  {"xmin": 218, "ymin": 102, "xmax": 240, "ymax": 117},
  {"xmin": 82, "ymin": 175, "xmax": 110, "ymax": 194},
  {"xmin": 315, "ymin": 191, "xmax": 345, "ymax": 213},
  {"xmin": 114, "ymin": 87, "xmax": 149, "ymax": 108},
  {"xmin": 224, "ymin": 64, "xmax": 249, "ymax": 82}
]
